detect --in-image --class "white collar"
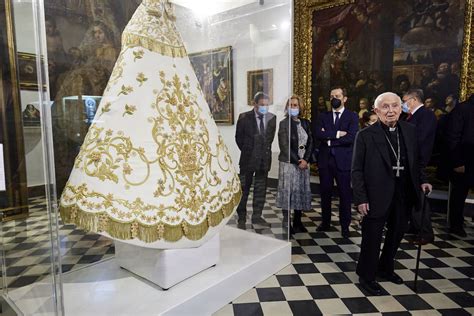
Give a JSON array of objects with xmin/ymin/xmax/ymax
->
[
  {"xmin": 411, "ymin": 104, "xmax": 424, "ymax": 115},
  {"xmin": 332, "ymin": 107, "xmax": 345, "ymax": 115}
]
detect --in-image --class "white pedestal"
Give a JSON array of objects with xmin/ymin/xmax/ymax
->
[
  {"xmin": 9, "ymin": 226, "xmax": 291, "ymax": 316},
  {"xmin": 115, "ymin": 233, "xmax": 220, "ymax": 289}
]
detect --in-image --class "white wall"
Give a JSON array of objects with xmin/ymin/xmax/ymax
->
[{"xmin": 175, "ymin": 0, "xmax": 292, "ymax": 178}]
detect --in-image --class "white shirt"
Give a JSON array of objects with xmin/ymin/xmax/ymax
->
[
  {"xmin": 328, "ymin": 107, "xmax": 345, "ymax": 146},
  {"xmin": 332, "ymin": 106, "xmax": 345, "ymax": 124},
  {"xmin": 411, "ymin": 104, "xmax": 424, "ymax": 115}
]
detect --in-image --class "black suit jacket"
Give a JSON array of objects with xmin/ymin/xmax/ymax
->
[
  {"xmin": 278, "ymin": 117, "xmax": 314, "ymax": 164},
  {"xmin": 446, "ymin": 94, "xmax": 474, "ymax": 185},
  {"xmin": 314, "ymin": 109, "xmax": 359, "ymax": 171},
  {"xmin": 407, "ymin": 105, "xmax": 437, "ymax": 168},
  {"xmin": 351, "ymin": 121, "xmax": 424, "ymax": 219},
  {"xmin": 235, "ymin": 110, "xmax": 276, "ymax": 172}
]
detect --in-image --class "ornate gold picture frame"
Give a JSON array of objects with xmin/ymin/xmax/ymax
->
[
  {"xmin": 294, "ymin": 0, "xmax": 474, "ymax": 119},
  {"xmin": 247, "ymin": 68, "xmax": 274, "ymax": 105}
]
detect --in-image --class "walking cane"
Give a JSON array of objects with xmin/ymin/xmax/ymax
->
[{"xmin": 413, "ymin": 191, "xmax": 429, "ymax": 293}]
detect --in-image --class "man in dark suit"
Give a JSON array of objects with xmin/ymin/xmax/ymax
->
[
  {"xmin": 403, "ymin": 89, "xmax": 437, "ymax": 244},
  {"xmin": 314, "ymin": 86, "xmax": 359, "ymax": 238},
  {"xmin": 352, "ymin": 92, "xmax": 432, "ymax": 296},
  {"xmin": 446, "ymin": 94, "xmax": 474, "ymax": 237},
  {"xmin": 235, "ymin": 92, "xmax": 276, "ymax": 228}
]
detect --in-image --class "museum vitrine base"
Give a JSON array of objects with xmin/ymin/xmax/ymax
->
[
  {"xmin": 115, "ymin": 232, "xmax": 220, "ymax": 289},
  {"xmin": 9, "ymin": 226, "xmax": 291, "ymax": 315}
]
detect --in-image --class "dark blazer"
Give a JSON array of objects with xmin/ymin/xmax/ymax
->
[
  {"xmin": 446, "ymin": 94, "xmax": 474, "ymax": 185},
  {"xmin": 351, "ymin": 121, "xmax": 424, "ymax": 219},
  {"xmin": 235, "ymin": 110, "xmax": 276, "ymax": 172},
  {"xmin": 314, "ymin": 109, "xmax": 359, "ymax": 171},
  {"xmin": 407, "ymin": 105, "xmax": 437, "ymax": 168},
  {"xmin": 278, "ymin": 117, "xmax": 314, "ymax": 164}
]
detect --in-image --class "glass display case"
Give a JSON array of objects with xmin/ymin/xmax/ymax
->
[{"xmin": 1, "ymin": 0, "xmax": 294, "ymax": 314}]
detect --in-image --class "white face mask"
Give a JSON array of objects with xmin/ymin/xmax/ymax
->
[
  {"xmin": 289, "ymin": 108, "xmax": 299, "ymax": 117},
  {"xmin": 401, "ymin": 102, "xmax": 409, "ymax": 113}
]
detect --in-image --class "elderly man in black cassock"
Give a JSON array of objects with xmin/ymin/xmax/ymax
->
[{"xmin": 352, "ymin": 92, "xmax": 432, "ymax": 296}]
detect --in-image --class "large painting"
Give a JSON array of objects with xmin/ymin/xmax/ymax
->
[
  {"xmin": 294, "ymin": 0, "xmax": 474, "ymax": 118},
  {"xmin": 294, "ymin": 0, "xmax": 474, "ymax": 187},
  {"xmin": 247, "ymin": 68, "xmax": 273, "ymax": 105},
  {"xmin": 189, "ymin": 46, "xmax": 234, "ymax": 125}
]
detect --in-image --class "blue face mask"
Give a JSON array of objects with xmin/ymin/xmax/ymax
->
[
  {"xmin": 401, "ymin": 102, "xmax": 409, "ymax": 113},
  {"xmin": 258, "ymin": 105, "xmax": 269, "ymax": 115},
  {"xmin": 289, "ymin": 108, "xmax": 299, "ymax": 117}
]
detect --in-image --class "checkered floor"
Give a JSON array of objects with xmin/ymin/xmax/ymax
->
[
  {"xmin": 1, "ymin": 196, "xmax": 114, "ymax": 289},
  {"xmin": 1, "ymin": 190, "xmax": 473, "ymax": 315}
]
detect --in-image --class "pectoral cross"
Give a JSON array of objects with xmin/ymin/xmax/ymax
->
[{"xmin": 392, "ymin": 160, "xmax": 404, "ymax": 177}]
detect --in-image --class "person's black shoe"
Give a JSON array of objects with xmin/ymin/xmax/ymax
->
[
  {"xmin": 251, "ymin": 217, "xmax": 271, "ymax": 226},
  {"xmin": 341, "ymin": 228, "xmax": 350, "ymax": 239},
  {"xmin": 293, "ymin": 222, "xmax": 307, "ymax": 233},
  {"xmin": 377, "ymin": 272, "xmax": 403, "ymax": 284},
  {"xmin": 359, "ymin": 278, "xmax": 383, "ymax": 296},
  {"xmin": 449, "ymin": 227, "xmax": 467, "ymax": 238},
  {"xmin": 316, "ymin": 223, "xmax": 330, "ymax": 232},
  {"xmin": 237, "ymin": 222, "xmax": 246, "ymax": 230}
]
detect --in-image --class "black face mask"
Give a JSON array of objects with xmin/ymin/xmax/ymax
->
[{"xmin": 331, "ymin": 98, "xmax": 342, "ymax": 109}]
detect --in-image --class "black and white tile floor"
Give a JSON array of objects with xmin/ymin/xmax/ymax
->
[
  {"xmin": 1, "ymin": 196, "xmax": 114, "ymax": 289},
  {"xmin": 1, "ymin": 190, "xmax": 473, "ymax": 315}
]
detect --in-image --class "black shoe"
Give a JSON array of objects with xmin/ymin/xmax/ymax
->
[
  {"xmin": 237, "ymin": 222, "xmax": 246, "ymax": 230},
  {"xmin": 341, "ymin": 228, "xmax": 350, "ymax": 239},
  {"xmin": 316, "ymin": 223, "xmax": 330, "ymax": 232},
  {"xmin": 359, "ymin": 278, "xmax": 383, "ymax": 296},
  {"xmin": 293, "ymin": 222, "xmax": 307, "ymax": 233},
  {"xmin": 449, "ymin": 227, "xmax": 467, "ymax": 238},
  {"xmin": 252, "ymin": 217, "xmax": 270, "ymax": 226},
  {"xmin": 408, "ymin": 235, "xmax": 435, "ymax": 245},
  {"xmin": 377, "ymin": 272, "xmax": 403, "ymax": 285}
]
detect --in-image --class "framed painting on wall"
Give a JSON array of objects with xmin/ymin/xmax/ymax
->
[
  {"xmin": 294, "ymin": 0, "xmax": 473, "ymax": 118},
  {"xmin": 17, "ymin": 52, "xmax": 45, "ymax": 91},
  {"xmin": 189, "ymin": 46, "xmax": 234, "ymax": 125},
  {"xmin": 247, "ymin": 68, "xmax": 273, "ymax": 105}
]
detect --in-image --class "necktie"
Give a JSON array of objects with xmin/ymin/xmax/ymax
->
[
  {"xmin": 259, "ymin": 115, "xmax": 265, "ymax": 135},
  {"xmin": 406, "ymin": 113, "xmax": 412, "ymax": 121},
  {"xmin": 334, "ymin": 112, "xmax": 340, "ymax": 127}
]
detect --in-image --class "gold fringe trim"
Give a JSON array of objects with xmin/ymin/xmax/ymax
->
[
  {"xmin": 122, "ymin": 33, "xmax": 187, "ymax": 58},
  {"xmin": 59, "ymin": 189, "xmax": 242, "ymax": 244}
]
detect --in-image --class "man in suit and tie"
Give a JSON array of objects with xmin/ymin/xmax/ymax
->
[
  {"xmin": 402, "ymin": 89, "xmax": 437, "ymax": 244},
  {"xmin": 314, "ymin": 86, "xmax": 359, "ymax": 238},
  {"xmin": 235, "ymin": 92, "xmax": 276, "ymax": 228},
  {"xmin": 446, "ymin": 94, "xmax": 474, "ymax": 237},
  {"xmin": 352, "ymin": 92, "xmax": 432, "ymax": 295}
]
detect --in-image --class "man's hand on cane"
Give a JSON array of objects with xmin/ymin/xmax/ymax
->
[{"xmin": 421, "ymin": 183, "xmax": 432, "ymax": 195}]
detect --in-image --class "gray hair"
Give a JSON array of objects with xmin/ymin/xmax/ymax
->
[
  {"xmin": 374, "ymin": 92, "xmax": 401, "ymax": 108},
  {"xmin": 403, "ymin": 89, "xmax": 424, "ymax": 102}
]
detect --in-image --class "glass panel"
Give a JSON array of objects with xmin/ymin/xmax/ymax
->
[
  {"xmin": 5, "ymin": 0, "xmax": 292, "ymax": 314},
  {"xmin": 176, "ymin": 0, "xmax": 293, "ymax": 241},
  {"xmin": 1, "ymin": 0, "xmax": 63, "ymax": 314}
]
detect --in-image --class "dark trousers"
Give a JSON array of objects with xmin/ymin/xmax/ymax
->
[
  {"xmin": 356, "ymin": 197, "xmax": 409, "ymax": 282},
  {"xmin": 237, "ymin": 169, "xmax": 268, "ymax": 222},
  {"xmin": 449, "ymin": 173, "xmax": 470, "ymax": 229},
  {"xmin": 319, "ymin": 155, "xmax": 352, "ymax": 229},
  {"xmin": 409, "ymin": 191, "xmax": 434, "ymax": 238}
]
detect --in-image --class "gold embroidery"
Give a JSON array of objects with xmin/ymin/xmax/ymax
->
[
  {"xmin": 123, "ymin": 104, "xmax": 137, "ymax": 116},
  {"xmin": 136, "ymin": 72, "xmax": 148, "ymax": 86},
  {"xmin": 60, "ymin": 183, "xmax": 241, "ymax": 243},
  {"xmin": 121, "ymin": 2, "xmax": 186, "ymax": 58}
]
